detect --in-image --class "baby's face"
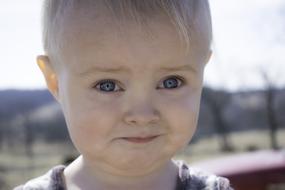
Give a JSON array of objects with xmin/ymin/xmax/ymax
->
[{"xmin": 48, "ymin": 11, "xmax": 208, "ymax": 175}]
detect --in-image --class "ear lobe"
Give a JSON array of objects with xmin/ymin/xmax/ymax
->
[
  {"xmin": 37, "ymin": 55, "xmax": 60, "ymax": 101},
  {"xmin": 205, "ymin": 50, "xmax": 212, "ymax": 64}
]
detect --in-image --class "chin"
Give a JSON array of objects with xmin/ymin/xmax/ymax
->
[{"xmin": 112, "ymin": 154, "xmax": 170, "ymax": 175}]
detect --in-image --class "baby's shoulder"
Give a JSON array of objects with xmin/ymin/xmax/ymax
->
[
  {"xmin": 14, "ymin": 165, "xmax": 66, "ymax": 190},
  {"xmin": 175, "ymin": 160, "xmax": 233, "ymax": 190}
]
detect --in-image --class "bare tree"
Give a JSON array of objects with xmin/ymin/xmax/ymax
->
[
  {"xmin": 24, "ymin": 118, "xmax": 35, "ymax": 158},
  {"xmin": 260, "ymin": 68, "xmax": 280, "ymax": 150},
  {"xmin": 0, "ymin": 122, "xmax": 3, "ymax": 150},
  {"xmin": 202, "ymin": 88, "xmax": 234, "ymax": 152}
]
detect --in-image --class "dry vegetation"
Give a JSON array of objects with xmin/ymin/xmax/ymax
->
[{"xmin": 1, "ymin": 129, "xmax": 284, "ymax": 189}]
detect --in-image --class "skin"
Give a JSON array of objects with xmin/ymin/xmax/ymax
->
[{"xmin": 37, "ymin": 7, "xmax": 211, "ymax": 190}]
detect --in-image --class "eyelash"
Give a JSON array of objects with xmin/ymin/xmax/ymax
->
[{"xmin": 93, "ymin": 75, "xmax": 185, "ymax": 93}]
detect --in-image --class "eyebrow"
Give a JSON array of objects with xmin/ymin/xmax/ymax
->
[
  {"xmin": 79, "ymin": 66, "xmax": 130, "ymax": 76},
  {"xmin": 160, "ymin": 64, "xmax": 196, "ymax": 72},
  {"xmin": 79, "ymin": 64, "xmax": 195, "ymax": 76}
]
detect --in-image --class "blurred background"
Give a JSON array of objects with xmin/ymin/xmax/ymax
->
[{"xmin": 0, "ymin": 0, "xmax": 285, "ymax": 189}]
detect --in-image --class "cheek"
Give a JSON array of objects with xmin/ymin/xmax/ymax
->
[
  {"xmin": 62, "ymin": 92, "xmax": 122, "ymax": 152},
  {"xmin": 169, "ymin": 99, "xmax": 199, "ymax": 131},
  {"xmin": 70, "ymin": 101, "xmax": 117, "ymax": 132},
  {"xmin": 161, "ymin": 91, "xmax": 201, "ymax": 145}
]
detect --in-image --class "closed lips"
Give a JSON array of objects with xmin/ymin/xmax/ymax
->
[{"xmin": 122, "ymin": 135, "xmax": 159, "ymax": 143}]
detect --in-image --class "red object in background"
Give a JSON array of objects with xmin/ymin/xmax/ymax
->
[{"xmin": 191, "ymin": 150, "xmax": 285, "ymax": 190}]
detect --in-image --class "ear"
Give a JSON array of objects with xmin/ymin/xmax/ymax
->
[
  {"xmin": 205, "ymin": 50, "xmax": 212, "ymax": 64},
  {"xmin": 37, "ymin": 55, "xmax": 60, "ymax": 102}
]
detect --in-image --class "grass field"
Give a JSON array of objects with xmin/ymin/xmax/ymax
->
[{"xmin": 1, "ymin": 129, "xmax": 284, "ymax": 189}]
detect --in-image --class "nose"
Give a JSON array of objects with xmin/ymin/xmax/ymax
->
[{"xmin": 123, "ymin": 100, "xmax": 160, "ymax": 126}]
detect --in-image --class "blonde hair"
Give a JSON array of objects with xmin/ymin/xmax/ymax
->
[{"xmin": 41, "ymin": 0, "xmax": 212, "ymax": 58}]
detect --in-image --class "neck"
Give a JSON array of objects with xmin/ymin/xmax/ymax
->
[{"xmin": 64, "ymin": 156, "xmax": 179, "ymax": 190}]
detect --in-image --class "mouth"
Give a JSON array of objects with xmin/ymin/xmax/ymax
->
[{"xmin": 121, "ymin": 135, "xmax": 160, "ymax": 144}]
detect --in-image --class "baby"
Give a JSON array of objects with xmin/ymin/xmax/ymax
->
[{"xmin": 15, "ymin": 0, "xmax": 232, "ymax": 189}]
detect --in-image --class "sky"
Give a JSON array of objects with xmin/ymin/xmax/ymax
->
[{"xmin": 0, "ymin": 0, "xmax": 284, "ymax": 91}]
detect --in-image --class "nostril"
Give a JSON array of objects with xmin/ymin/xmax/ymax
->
[{"xmin": 124, "ymin": 110, "xmax": 160, "ymax": 126}]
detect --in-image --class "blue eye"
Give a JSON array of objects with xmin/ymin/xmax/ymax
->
[
  {"xmin": 94, "ymin": 80, "xmax": 121, "ymax": 92},
  {"xmin": 94, "ymin": 76, "xmax": 184, "ymax": 93},
  {"xmin": 159, "ymin": 76, "xmax": 184, "ymax": 89}
]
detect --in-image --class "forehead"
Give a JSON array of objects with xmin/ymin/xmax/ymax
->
[
  {"xmin": 56, "ymin": 7, "xmax": 202, "ymax": 72},
  {"xmin": 61, "ymin": 7, "xmax": 182, "ymax": 46}
]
